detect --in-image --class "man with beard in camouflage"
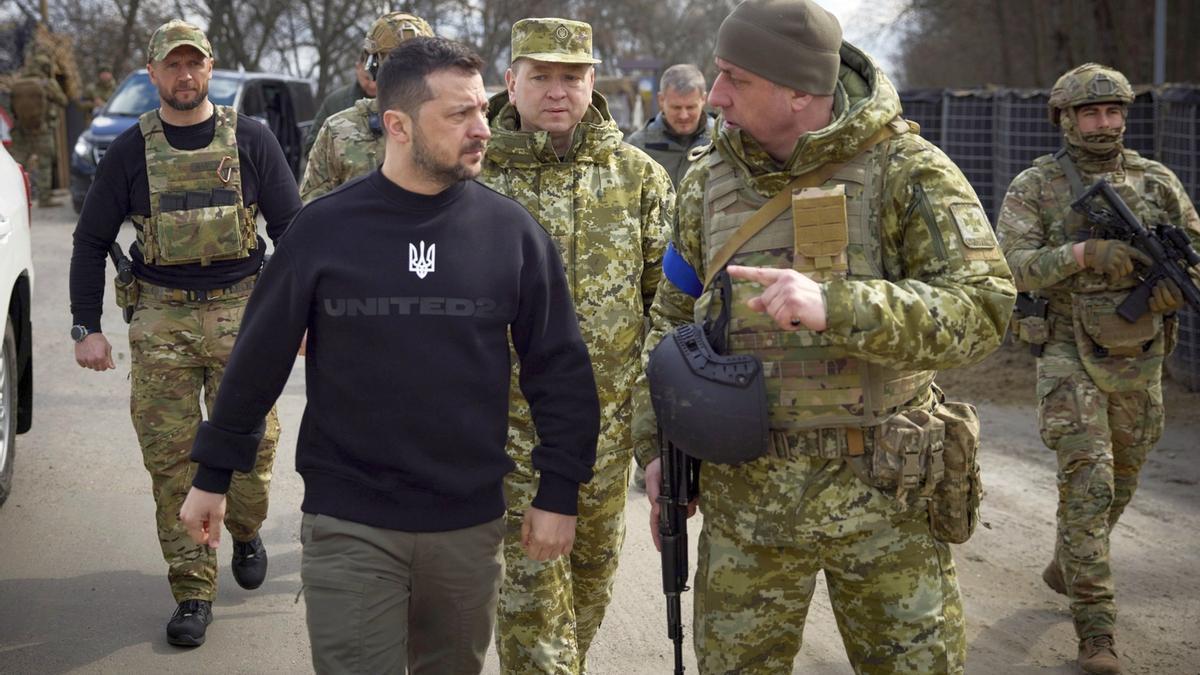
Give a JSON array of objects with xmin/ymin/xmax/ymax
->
[
  {"xmin": 300, "ymin": 12, "xmax": 434, "ymax": 202},
  {"xmin": 996, "ymin": 63, "xmax": 1200, "ymax": 675},
  {"xmin": 478, "ymin": 17, "xmax": 674, "ymax": 675},
  {"xmin": 638, "ymin": 0, "xmax": 1015, "ymax": 672}
]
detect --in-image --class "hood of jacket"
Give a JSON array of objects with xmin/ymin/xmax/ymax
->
[
  {"xmin": 714, "ymin": 41, "xmax": 902, "ymax": 195},
  {"xmin": 484, "ymin": 90, "xmax": 624, "ymax": 168}
]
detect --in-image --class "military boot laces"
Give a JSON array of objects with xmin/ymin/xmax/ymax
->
[
  {"xmin": 1042, "ymin": 560, "xmax": 1067, "ymax": 596},
  {"xmin": 1078, "ymin": 635, "xmax": 1120, "ymax": 674},
  {"xmin": 231, "ymin": 535, "xmax": 268, "ymax": 590},
  {"xmin": 166, "ymin": 599, "xmax": 213, "ymax": 647}
]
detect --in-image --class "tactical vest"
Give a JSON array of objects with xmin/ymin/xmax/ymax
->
[
  {"xmin": 10, "ymin": 78, "xmax": 47, "ymax": 131},
  {"xmin": 132, "ymin": 106, "xmax": 257, "ymax": 266},
  {"xmin": 1031, "ymin": 149, "xmax": 1150, "ymax": 309},
  {"xmin": 700, "ymin": 123, "xmax": 935, "ymax": 433}
]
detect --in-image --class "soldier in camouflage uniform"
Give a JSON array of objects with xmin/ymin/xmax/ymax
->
[
  {"xmin": 996, "ymin": 64, "xmax": 1200, "ymax": 675},
  {"xmin": 636, "ymin": 1, "xmax": 1015, "ymax": 673},
  {"xmin": 79, "ymin": 65, "xmax": 117, "ymax": 126},
  {"xmin": 69, "ymin": 20, "xmax": 300, "ymax": 648},
  {"xmin": 300, "ymin": 11, "xmax": 434, "ymax": 185},
  {"xmin": 10, "ymin": 53, "xmax": 67, "ymax": 206},
  {"xmin": 478, "ymin": 17, "xmax": 674, "ymax": 675}
]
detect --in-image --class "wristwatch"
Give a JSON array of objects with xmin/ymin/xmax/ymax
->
[{"xmin": 70, "ymin": 325, "xmax": 92, "ymax": 343}]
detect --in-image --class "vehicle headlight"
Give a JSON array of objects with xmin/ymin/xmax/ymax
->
[{"xmin": 74, "ymin": 135, "xmax": 94, "ymax": 160}]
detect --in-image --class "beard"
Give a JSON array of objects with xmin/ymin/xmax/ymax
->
[
  {"xmin": 412, "ymin": 131, "xmax": 485, "ymax": 187},
  {"xmin": 162, "ymin": 80, "xmax": 209, "ymax": 111}
]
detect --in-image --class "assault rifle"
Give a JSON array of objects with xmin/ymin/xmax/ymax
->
[
  {"xmin": 109, "ymin": 242, "xmax": 135, "ymax": 324},
  {"xmin": 1070, "ymin": 179, "xmax": 1200, "ymax": 322},
  {"xmin": 658, "ymin": 431, "xmax": 701, "ymax": 675}
]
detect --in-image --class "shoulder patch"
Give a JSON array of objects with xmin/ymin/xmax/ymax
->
[{"xmin": 950, "ymin": 202, "xmax": 1001, "ymax": 259}]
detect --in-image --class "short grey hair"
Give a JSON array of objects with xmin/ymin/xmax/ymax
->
[{"xmin": 659, "ymin": 64, "xmax": 706, "ymax": 95}]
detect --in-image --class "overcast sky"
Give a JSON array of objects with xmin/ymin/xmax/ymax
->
[{"xmin": 819, "ymin": 0, "xmax": 906, "ymax": 81}]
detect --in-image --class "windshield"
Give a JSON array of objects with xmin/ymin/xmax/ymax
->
[{"xmin": 103, "ymin": 72, "xmax": 239, "ymax": 116}]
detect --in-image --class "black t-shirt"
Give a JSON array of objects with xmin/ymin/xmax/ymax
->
[
  {"xmin": 190, "ymin": 171, "xmax": 600, "ymax": 532},
  {"xmin": 69, "ymin": 106, "xmax": 301, "ymax": 332}
]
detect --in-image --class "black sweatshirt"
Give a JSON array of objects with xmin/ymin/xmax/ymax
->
[
  {"xmin": 190, "ymin": 171, "xmax": 600, "ymax": 532},
  {"xmin": 69, "ymin": 109, "xmax": 302, "ymax": 332}
]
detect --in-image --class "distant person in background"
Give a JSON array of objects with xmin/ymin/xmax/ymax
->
[
  {"xmin": 80, "ymin": 65, "xmax": 117, "ymax": 126},
  {"xmin": 300, "ymin": 12, "xmax": 434, "ymax": 201},
  {"xmin": 304, "ymin": 25, "xmax": 390, "ymax": 157},
  {"xmin": 627, "ymin": 63, "xmax": 714, "ymax": 187},
  {"xmin": 10, "ymin": 53, "xmax": 67, "ymax": 207}
]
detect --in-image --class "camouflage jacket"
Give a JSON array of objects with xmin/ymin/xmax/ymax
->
[
  {"xmin": 626, "ymin": 112, "xmax": 715, "ymax": 187},
  {"xmin": 479, "ymin": 91, "xmax": 675, "ymax": 464},
  {"xmin": 634, "ymin": 43, "xmax": 1016, "ymax": 467},
  {"xmin": 304, "ymin": 79, "xmax": 369, "ymax": 154},
  {"xmin": 300, "ymin": 97, "xmax": 382, "ymax": 202},
  {"xmin": 996, "ymin": 149, "xmax": 1200, "ymax": 335},
  {"xmin": 80, "ymin": 78, "xmax": 116, "ymax": 117}
]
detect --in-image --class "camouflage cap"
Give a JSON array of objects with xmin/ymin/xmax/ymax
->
[
  {"xmin": 148, "ymin": 19, "xmax": 213, "ymax": 62},
  {"xmin": 1048, "ymin": 63, "xmax": 1133, "ymax": 125},
  {"xmin": 363, "ymin": 12, "xmax": 434, "ymax": 55},
  {"xmin": 511, "ymin": 18, "xmax": 601, "ymax": 65}
]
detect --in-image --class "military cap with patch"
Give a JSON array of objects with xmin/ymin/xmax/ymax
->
[
  {"xmin": 511, "ymin": 18, "xmax": 601, "ymax": 64},
  {"xmin": 147, "ymin": 19, "xmax": 213, "ymax": 63}
]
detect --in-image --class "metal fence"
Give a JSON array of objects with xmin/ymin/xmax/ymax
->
[{"xmin": 899, "ymin": 85, "xmax": 1200, "ymax": 219}]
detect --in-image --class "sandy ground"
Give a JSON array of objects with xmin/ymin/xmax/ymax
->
[{"xmin": 0, "ymin": 203, "xmax": 1197, "ymax": 674}]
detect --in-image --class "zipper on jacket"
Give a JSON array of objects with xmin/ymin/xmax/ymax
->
[{"xmin": 913, "ymin": 183, "xmax": 948, "ymax": 260}]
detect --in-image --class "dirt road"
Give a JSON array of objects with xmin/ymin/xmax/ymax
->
[{"xmin": 1, "ymin": 205, "xmax": 1197, "ymax": 674}]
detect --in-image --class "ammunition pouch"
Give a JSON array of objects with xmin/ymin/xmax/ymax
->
[
  {"xmin": 1071, "ymin": 291, "xmax": 1164, "ymax": 392},
  {"xmin": 927, "ymin": 400, "xmax": 982, "ymax": 544},
  {"xmin": 1012, "ymin": 314, "xmax": 1050, "ymax": 349},
  {"xmin": 114, "ymin": 275, "xmax": 139, "ymax": 324},
  {"xmin": 849, "ymin": 406, "xmax": 944, "ymax": 505},
  {"xmin": 848, "ymin": 393, "xmax": 983, "ymax": 544}
]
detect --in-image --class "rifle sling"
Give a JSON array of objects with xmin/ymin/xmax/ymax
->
[{"xmin": 703, "ymin": 124, "xmax": 896, "ymax": 289}]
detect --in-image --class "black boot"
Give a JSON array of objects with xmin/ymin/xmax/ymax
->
[
  {"xmin": 231, "ymin": 535, "xmax": 268, "ymax": 590},
  {"xmin": 166, "ymin": 599, "xmax": 213, "ymax": 647}
]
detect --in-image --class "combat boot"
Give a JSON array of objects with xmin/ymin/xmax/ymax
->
[
  {"xmin": 1077, "ymin": 635, "xmax": 1120, "ymax": 674},
  {"xmin": 166, "ymin": 599, "xmax": 212, "ymax": 647},
  {"xmin": 1042, "ymin": 560, "xmax": 1067, "ymax": 595},
  {"xmin": 231, "ymin": 535, "xmax": 268, "ymax": 590}
]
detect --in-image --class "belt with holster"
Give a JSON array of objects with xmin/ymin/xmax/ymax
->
[{"xmin": 136, "ymin": 274, "xmax": 257, "ymax": 303}]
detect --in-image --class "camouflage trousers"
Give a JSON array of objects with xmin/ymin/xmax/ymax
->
[
  {"xmin": 693, "ymin": 452, "xmax": 966, "ymax": 675},
  {"xmin": 1037, "ymin": 342, "xmax": 1162, "ymax": 639},
  {"xmin": 497, "ymin": 447, "xmax": 631, "ymax": 674},
  {"xmin": 128, "ymin": 288, "xmax": 280, "ymax": 603},
  {"xmin": 9, "ymin": 126, "xmax": 54, "ymax": 204}
]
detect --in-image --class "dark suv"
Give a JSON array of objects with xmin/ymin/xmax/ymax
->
[{"xmin": 70, "ymin": 69, "xmax": 315, "ymax": 213}]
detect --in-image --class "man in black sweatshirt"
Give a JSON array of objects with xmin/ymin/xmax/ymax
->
[
  {"xmin": 69, "ymin": 20, "xmax": 300, "ymax": 648},
  {"xmin": 180, "ymin": 37, "xmax": 600, "ymax": 673}
]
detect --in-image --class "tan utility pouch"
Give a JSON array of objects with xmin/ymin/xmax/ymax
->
[
  {"xmin": 854, "ymin": 408, "xmax": 945, "ymax": 505},
  {"xmin": 1072, "ymin": 292, "xmax": 1163, "ymax": 392},
  {"xmin": 1012, "ymin": 315, "xmax": 1049, "ymax": 347},
  {"xmin": 155, "ymin": 205, "xmax": 246, "ymax": 266},
  {"xmin": 927, "ymin": 400, "xmax": 982, "ymax": 544},
  {"xmin": 114, "ymin": 275, "xmax": 139, "ymax": 310},
  {"xmin": 792, "ymin": 185, "xmax": 848, "ymax": 281}
]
